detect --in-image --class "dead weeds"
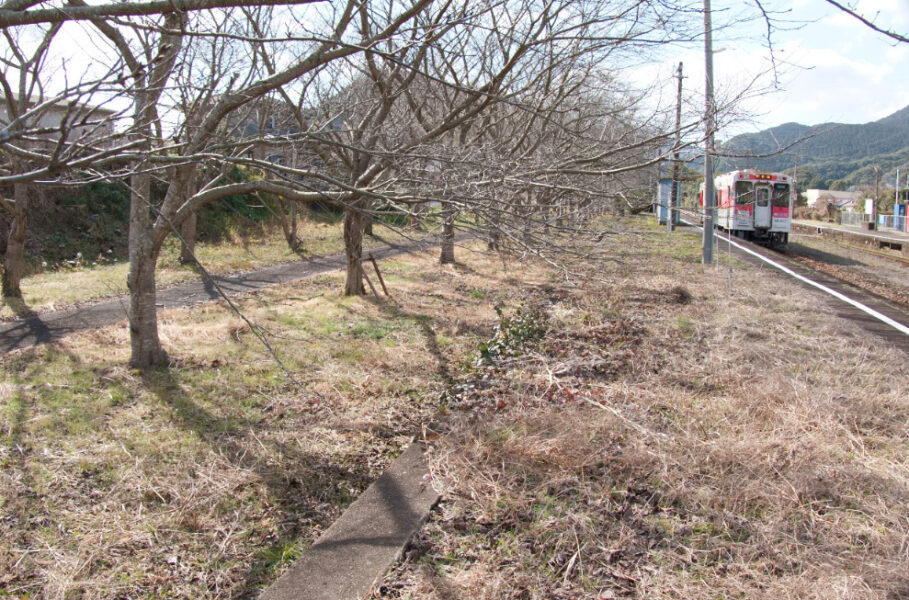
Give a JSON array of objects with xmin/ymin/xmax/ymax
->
[
  {"xmin": 2, "ymin": 220, "xmax": 907, "ymax": 599},
  {"xmin": 374, "ymin": 219, "xmax": 909, "ymax": 600}
]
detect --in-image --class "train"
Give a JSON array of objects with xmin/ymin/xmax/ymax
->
[{"xmin": 699, "ymin": 169, "xmax": 795, "ymax": 246}]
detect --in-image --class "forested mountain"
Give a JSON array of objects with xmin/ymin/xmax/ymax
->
[{"xmin": 716, "ymin": 105, "xmax": 909, "ymax": 190}]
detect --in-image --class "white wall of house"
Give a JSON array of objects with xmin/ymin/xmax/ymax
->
[
  {"xmin": 805, "ymin": 189, "xmax": 858, "ymax": 208},
  {"xmin": 0, "ymin": 97, "xmax": 116, "ymax": 146}
]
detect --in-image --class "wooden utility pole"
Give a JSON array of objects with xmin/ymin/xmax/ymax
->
[
  {"xmin": 669, "ymin": 62, "xmax": 683, "ymax": 233},
  {"xmin": 702, "ymin": 0, "xmax": 716, "ymax": 264}
]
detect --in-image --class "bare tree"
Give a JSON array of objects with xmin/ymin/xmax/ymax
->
[
  {"xmin": 821, "ymin": 0, "xmax": 909, "ymax": 44},
  {"xmin": 0, "ymin": 0, "xmax": 323, "ymax": 27},
  {"xmin": 0, "ymin": 17, "xmax": 128, "ymax": 298},
  {"xmin": 82, "ymin": 1, "xmax": 439, "ymax": 367},
  {"xmin": 304, "ymin": 0, "xmax": 689, "ymax": 280},
  {"xmin": 381, "ymin": 0, "xmax": 692, "ymax": 264},
  {"xmin": 1, "ymin": 0, "xmax": 711, "ymax": 369}
]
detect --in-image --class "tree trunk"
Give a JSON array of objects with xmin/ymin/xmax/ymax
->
[
  {"xmin": 487, "ymin": 223, "xmax": 500, "ymax": 251},
  {"xmin": 2, "ymin": 183, "xmax": 28, "ymax": 298},
  {"xmin": 343, "ymin": 207, "xmax": 366, "ymax": 295},
  {"xmin": 364, "ymin": 215, "xmax": 373, "ymax": 236},
  {"xmin": 178, "ymin": 170, "xmax": 200, "ymax": 264},
  {"xmin": 613, "ymin": 197, "xmax": 625, "ymax": 217},
  {"xmin": 440, "ymin": 201, "xmax": 455, "ymax": 264},
  {"xmin": 277, "ymin": 200, "xmax": 300, "ymax": 251},
  {"xmin": 289, "ymin": 201, "xmax": 298, "ymax": 250},
  {"xmin": 179, "ymin": 210, "xmax": 197, "ymax": 264},
  {"xmin": 127, "ymin": 173, "xmax": 168, "ymax": 368},
  {"xmin": 410, "ymin": 202, "xmax": 426, "ymax": 229}
]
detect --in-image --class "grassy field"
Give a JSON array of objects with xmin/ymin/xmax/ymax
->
[
  {"xmin": 0, "ymin": 216, "xmax": 409, "ymax": 321},
  {"xmin": 0, "ymin": 233, "xmax": 526, "ymax": 598},
  {"xmin": 1, "ymin": 217, "xmax": 907, "ymax": 599}
]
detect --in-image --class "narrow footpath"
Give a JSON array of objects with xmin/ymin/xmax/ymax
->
[{"xmin": 0, "ymin": 235, "xmax": 441, "ymax": 354}]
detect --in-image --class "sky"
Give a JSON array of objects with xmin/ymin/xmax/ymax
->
[
  {"xmin": 644, "ymin": 0, "xmax": 909, "ymax": 137},
  {"xmin": 5, "ymin": 0, "xmax": 907, "ymax": 139}
]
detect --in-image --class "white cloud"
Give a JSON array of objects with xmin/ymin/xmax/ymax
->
[
  {"xmin": 575, "ymin": 0, "xmax": 909, "ymax": 135},
  {"xmin": 820, "ymin": 0, "xmax": 909, "ymax": 38},
  {"xmin": 724, "ymin": 0, "xmax": 909, "ymax": 128}
]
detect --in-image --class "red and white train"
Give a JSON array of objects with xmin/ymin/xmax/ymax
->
[{"xmin": 699, "ymin": 170, "xmax": 795, "ymax": 246}]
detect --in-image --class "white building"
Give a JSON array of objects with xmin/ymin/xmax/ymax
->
[
  {"xmin": 804, "ymin": 189, "xmax": 859, "ymax": 210},
  {"xmin": 0, "ymin": 95, "xmax": 118, "ymax": 148}
]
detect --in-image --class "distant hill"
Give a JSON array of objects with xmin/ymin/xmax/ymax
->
[{"xmin": 716, "ymin": 105, "xmax": 909, "ymax": 190}]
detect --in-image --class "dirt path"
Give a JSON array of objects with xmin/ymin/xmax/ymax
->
[{"xmin": 0, "ymin": 235, "xmax": 442, "ymax": 354}]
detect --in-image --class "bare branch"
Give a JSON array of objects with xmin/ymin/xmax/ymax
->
[
  {"xmin": 0, "ymin": 0, "xmax": 324, "ymax": 27},
  {"xmin": 822, "ymin": 0, "xmax": 909, "ymax": 44}
]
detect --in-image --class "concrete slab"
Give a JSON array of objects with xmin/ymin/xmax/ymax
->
[{"xmin": 259, "ymin": 442, "xmax": 439, "ymax": 600}]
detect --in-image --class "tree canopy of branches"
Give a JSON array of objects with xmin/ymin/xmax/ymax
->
[{"xmin": 0, "ymin": 0, "xmax": 705, "ymax": 368}]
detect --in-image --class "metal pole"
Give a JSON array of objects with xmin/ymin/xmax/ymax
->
[
  {"xmin": 873, "ymin": 166, "xmax": 880, "ymax": 229},
  {"xmin": 727, "ymin": 229, "xmax": 733, "ymax": 292},
  {"xmin": 702, "ymin": 0, "xmax": 715, "ymax": 265},
  {"xmin": 669, "ymin": 62, "xmax": 683, "ymax": 234}
]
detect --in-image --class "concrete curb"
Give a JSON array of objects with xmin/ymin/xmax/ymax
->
[{"xmin": 259, "ymin": 442, "xmax": 439, "ymax": 600}]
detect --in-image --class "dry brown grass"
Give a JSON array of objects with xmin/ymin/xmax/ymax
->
[
  {"xmin": 786, "ymin": 234, "xmax": 909, "ymax": 309},
  {"xmin": 3, "ymin": 218, "xmax": 907, "ymax": 599},
  {"xmin": 374, "ymin": 219, "xmax": 909, "ymax": 600},
  {"xmin": 0, "ymin": 240, "xmax": 546, "ymax": 599}
]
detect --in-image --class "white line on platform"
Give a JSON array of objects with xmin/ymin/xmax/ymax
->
[{"xmin": 680, "ymin": 219, "xmax": 909, "ymax": 338}]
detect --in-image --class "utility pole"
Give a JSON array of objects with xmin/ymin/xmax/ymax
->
[
  {"xmin": 873, "ymin": 165, "xmax": 880, "ymax": 230},
  {"xmin": 702, "ymin": 0, "xmax": 716, "ymax": 264},
  {"xmin": 669, "ymin": 61, "xmax": 683, "ymax": 234}
]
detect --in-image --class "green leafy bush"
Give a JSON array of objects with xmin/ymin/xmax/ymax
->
[{"xmin": 478, "ymin": 305, "xmax": 547, "ymax": 365}]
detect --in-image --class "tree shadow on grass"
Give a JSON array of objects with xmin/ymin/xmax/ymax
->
[
  {"xmin": 2, "ymin": 373, "xmax": 33, "ymax": 499},
  {"xmin": 449, "ymin": 260, "xmax": 480, "ymax": 277},
  {"xmin": 1, "ymin": 344, "xmax": 83, "ymax": 590},
  {"xmin": 367, "ymin": 298, "xmax": 454, "ymax": 387},
  {"xmin": 4, "ymin": 296, "xmax": 38, "ymax": 319},
  {"xmin": 0, "ymin": 381, "xmax": 40, "ymax": 591},
  {"xmin": 367, "ymin": 233, "xmax": 419, "ymax": 255},
  {"xmin": 142, "ymin": 367, "xmax": 393, "ymax": 597},
  {"xmin": 315, "ymin": 294, "xmax": 455, "ymax": 387},
  {"xmin": 320, "ymin": 292, "xmax": 458, "ymax": 388},
  {"xmin": 0, "ymin": 297, "xmax": 53, "ymax": 351}
]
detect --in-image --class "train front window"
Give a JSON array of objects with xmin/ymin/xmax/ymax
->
[
  {"xmin": 756, "ymin": 187, "xmax": 770, "ymax": 207},
  {"xmin": 771, "ymin": 183, "xmax": 790, "ymax": 207},
  {"xmin": 734, "ymin": 180, "xmax": 752, "ymax": 205}
]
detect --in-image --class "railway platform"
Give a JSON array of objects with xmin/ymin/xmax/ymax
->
[{"xmin": 792, "ymin": 219, "xmax": 909, "ymax": 256}]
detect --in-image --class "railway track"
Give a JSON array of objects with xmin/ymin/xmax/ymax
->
[
  {"xmin": 676, "ymin": 216, "xmax": 909, "ymax": 351},
  {"xmin": 778, "ymin": 243, "xmax": 909, "ymax": 309},
  {"xmin": 790, "ymin": 230, "xmax": 909, "ymax": 267}
]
